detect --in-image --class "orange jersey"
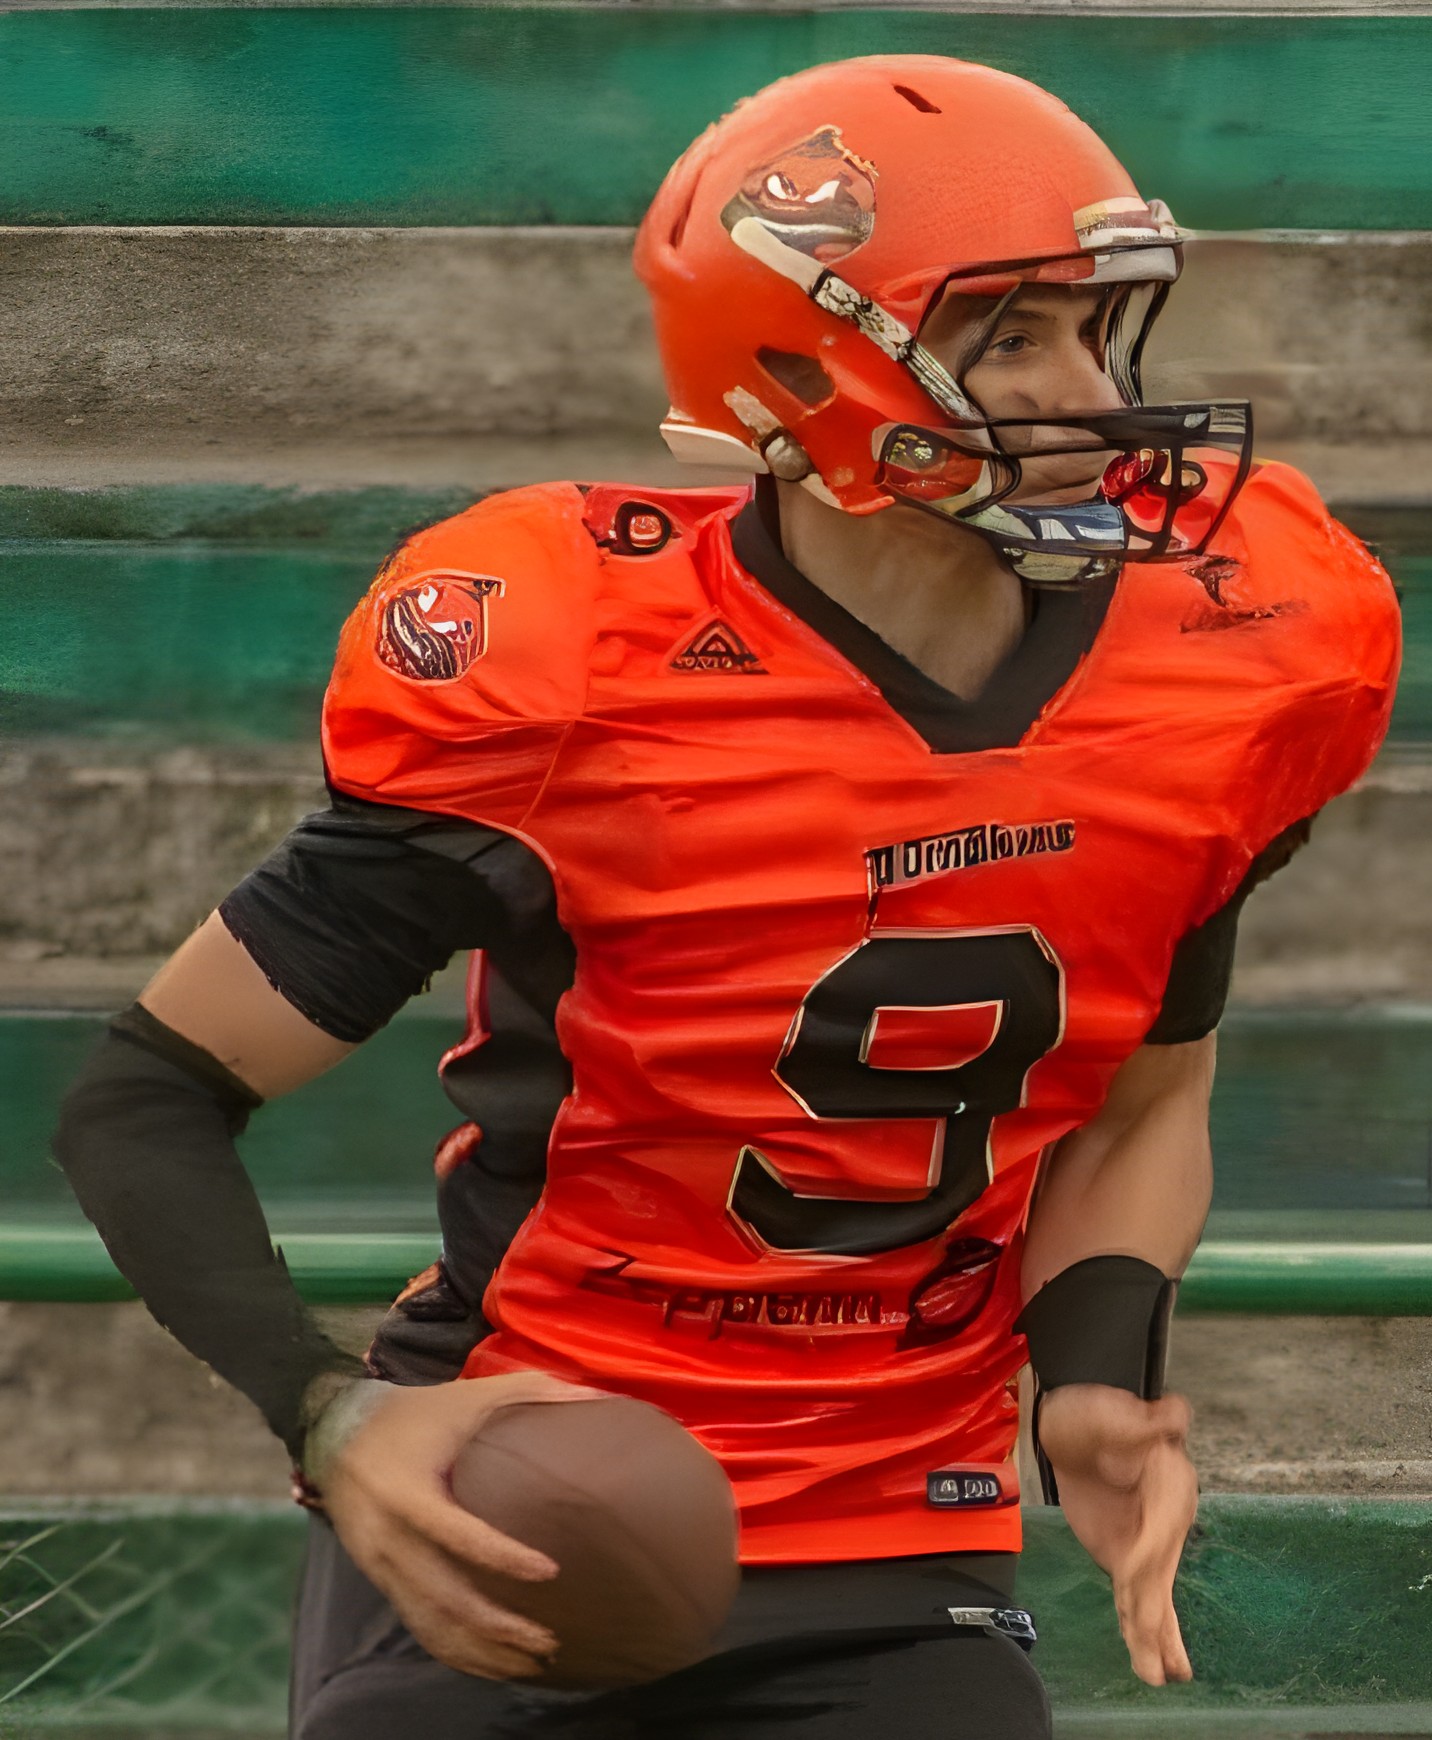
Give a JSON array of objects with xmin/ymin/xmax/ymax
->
[{"xmin": 323, "ymin": 465, "xmax": 1398, "ymax": 1563}]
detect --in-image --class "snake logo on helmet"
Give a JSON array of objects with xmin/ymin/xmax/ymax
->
[{"xmin": 634, "ymin": 56, "xmax": 1252, "ymax": 585}]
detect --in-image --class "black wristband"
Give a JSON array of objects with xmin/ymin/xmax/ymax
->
[
  {"xmin": 54, "ymin": 1006, "xmax": 363, "ymax": 1458},
  {"xmin": 1014, "ymin": 1255, "xmax": 1178, "ymax": 1401}
]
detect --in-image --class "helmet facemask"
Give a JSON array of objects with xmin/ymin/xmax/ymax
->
[{"xmin": 870, "ymin": 260, "xmax": 1253, "ymax": 585}]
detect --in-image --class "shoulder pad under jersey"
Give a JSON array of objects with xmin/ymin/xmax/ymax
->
[
  {"xmin": 1192, "ymin": 460, "xmax": 1401, "ymax": 822},
  {"xmin": 322, "ymin": 483, "xmax": 600, "ymax": 825}
]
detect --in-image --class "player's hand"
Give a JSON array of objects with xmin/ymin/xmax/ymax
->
[
  {"xmin": 310, "ymin": 1371, "xmax": 605, "ymax": 1681},
  {"xmin": 1036, "ymin": 1383, "xmax": 1198, "ymax": 1687}
]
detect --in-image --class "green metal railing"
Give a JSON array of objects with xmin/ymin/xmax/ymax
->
[{"xmin": 8, "ymin": 1223, "xmax": 1432, "ymax": 1313}]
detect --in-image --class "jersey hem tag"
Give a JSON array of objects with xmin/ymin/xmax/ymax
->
[{"xmin": 925, "ymin": 1468, "xmax": 1013, "ymax": 1509}]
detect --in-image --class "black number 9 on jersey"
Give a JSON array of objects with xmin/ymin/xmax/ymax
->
[{"xmin": 730, "ymin": 929, "xmax": 1063, "ymax": 1257}]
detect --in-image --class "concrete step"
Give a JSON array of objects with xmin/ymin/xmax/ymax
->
[
  {"xmin": 5, "ymin": 1297, "xmax": 1430, "ymax": 1501},
  {"xmin": 4, "ymin": 744, "xmax": 1430, "ymax": 987},
  {"xmin": 3, "ymin": 230, "xmax": 1430, "ymax": 477}
]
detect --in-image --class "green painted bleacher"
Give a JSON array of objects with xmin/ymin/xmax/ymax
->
[
  {"xmin": 2, "ymin": 491, "xmax": 1428, "ymax": 744},
  {"xmin": 6, "ymin": 1001, "xmax": 1432, "ymax": 1308},
  {"xmin": 1, "ymin": 11, "xmax": 1427, "ymax": 229}
]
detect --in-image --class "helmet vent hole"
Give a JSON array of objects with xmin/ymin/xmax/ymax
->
[
  {"xmin": 756, "ymin": 348, "xmax": 834, "ymax": 408},
  {"xmin": 668, "ymin": 193, "xmax": 694, "ymax": 251},
  {"xmin": 892, "ymin": 84, "xmax": 941, "ymax": 114}
]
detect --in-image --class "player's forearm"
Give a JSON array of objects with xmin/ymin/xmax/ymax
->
[
  {"xmin": 1021, "ymin": 1035, "xmax": 1216, "ymax": 1301},
  {"xmin": 53, "ymin": 1005, "xmax": 364, "ymax": 1458}
]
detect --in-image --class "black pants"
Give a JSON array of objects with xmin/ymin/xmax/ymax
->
[{"xmin": 291, "ymin": 1521, "xmax": 1053, "ymax": 1739}]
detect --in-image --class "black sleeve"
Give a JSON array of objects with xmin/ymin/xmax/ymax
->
[
  {"xmin": 219, "ymin": 791, "xmax": 533, "ymax": 1043},
  {"xmin": 55, "ymin": 795, "xmax": 553, "ymax": 1459},
  {"xmin": 1144, "ymin": 815, "xmax": 1315, "ymax": 1044},
  {"xmin": 54, "ymin": 1004, "xmax": 365, "ymax": 1459}
]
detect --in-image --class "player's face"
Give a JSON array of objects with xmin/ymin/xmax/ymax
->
[{"xmin": 922, "ymin": 283, "xmax": 1124, "ymax": 505}]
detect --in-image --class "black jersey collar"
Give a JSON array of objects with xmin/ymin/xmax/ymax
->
[{"xmin": 729, "ymin": 477, "xmax": 1117, "ymax": 755}]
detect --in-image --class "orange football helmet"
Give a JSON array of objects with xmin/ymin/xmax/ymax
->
[{"xmin": 634, "ymin": 56, "xmax": 1251, "ymax": 582}]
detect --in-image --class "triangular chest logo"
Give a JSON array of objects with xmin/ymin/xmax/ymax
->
[{"xmin": 670, "ymin": 619, "xmax": 767, "ymax": 675}]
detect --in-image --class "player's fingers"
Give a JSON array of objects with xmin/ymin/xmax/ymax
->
[
  {"xmin": 406, "ymin": 1607, "xmax": 552, "ymax": 1683},
  {"xmin": 1091, "ymin": 1449, "xmax": 1194, "ymax": 1589},
  {"xmin": 1114, "ymin": 1566, "xmax": 1179, "ymax": 1686},
  {"xmin": 380, "ymin": 1538, "xmax": 560, "ymax": 1662},
  {"xmin": 1115, "ymin": 1566, "xmax": 1194, "ymax": 1686},
  {"xmin": 1161, "ymin": 1611, "xmax": 1194, "ymax": 1684},
  {"xmin": 399, "ymin": 1487, "xmax": 560, "ymax": 1583},
  {"xmin": 1115, "ymin": 1453, "xmax": 1198, "ymax": 1685},
  {"xmin": 408, "ymin": 1613, "xmax": 552, "ymax": 1684}
]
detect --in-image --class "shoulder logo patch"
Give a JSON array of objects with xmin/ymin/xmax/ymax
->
[
  {"xmin": 670, "ymin": 620, "xmax": 767, "ymax": 675},
  {"xmin": 377, "ymin": 571, "xmax": 504, "ymax": 681}
]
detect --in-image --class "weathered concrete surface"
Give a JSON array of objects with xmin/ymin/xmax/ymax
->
[
  {"xmin": 2, "ymin": 229, "xmax": 1429, "ymax": 496},
  {"xmin": 4, "ymin": 432, "xmax": 1429, "ymax": 509},
  {"xmin": 1229, "ymin": 763, "xmax": 1432, "ymax": 1005},
  {"xmin": 0, "ymin": 743, "xmax": 324, "ymax": 959},
  {"xmin": 1150, "ymin": 235, "xmax": 1432, "ymax": 448},
  {"xmin": 4, "ymin": 741, "xmax": 1429, "ymax": 996},
  {"xmin": 2, "ymin": 1301, "xmax": 1428, "ymax": 1501},
  {"xmin": 0, "ymin": 228, "xmax": 662, "ymax": 449},
  {"xmin": 0, "ymin": 432, "xmax": 703, "ymax": 490}
]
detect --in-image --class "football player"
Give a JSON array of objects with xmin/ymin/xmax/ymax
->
[{"xmin": 56, "ymin": 56, "xmax": 1399, "ymax": 1740}]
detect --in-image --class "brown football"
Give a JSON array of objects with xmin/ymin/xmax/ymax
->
[{"xmin": 448, "ymin": 1395, "xmax": 740, "ymax": 1689}]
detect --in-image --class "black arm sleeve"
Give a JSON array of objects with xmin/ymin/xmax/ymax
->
[
  {"xmin": 56, "ymin": 796, "xmax": 541, "ymax": 1453},
  {"xmin": 1144, "ymin": 815, "xmax": 1315, "ymax": 1044},
  {"xmin": 54, "ymin": 1004, "xmax": 364, "ymax": 1459}
]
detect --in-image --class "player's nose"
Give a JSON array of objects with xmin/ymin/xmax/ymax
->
[{"xmin": 1038, "ymin": 335, "xmax": 1123, "ymax": 424}]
